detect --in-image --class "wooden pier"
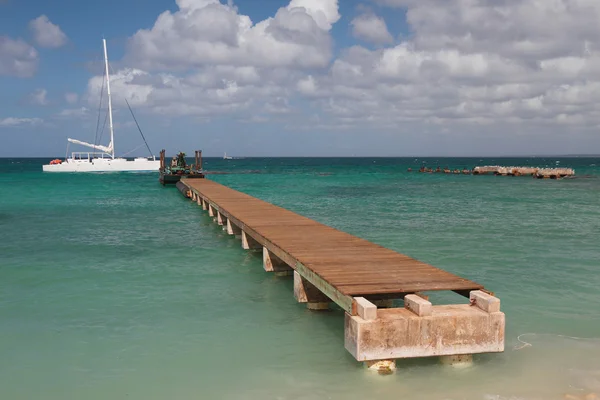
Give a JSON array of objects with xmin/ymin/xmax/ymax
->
[{"xmin": 179, "ymin": 178, "xmax": 505, "ymax": 372}]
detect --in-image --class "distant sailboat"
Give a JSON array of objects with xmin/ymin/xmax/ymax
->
[
  {"xmin": 43, "ymin": 39, "xmax": 159, "ymax": 173},
  {"xmin": 223, "ymin": 152, "xmax": 233, "ymax": 160}
]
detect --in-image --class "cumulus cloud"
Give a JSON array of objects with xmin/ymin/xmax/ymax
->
[
  {"xmin": 81, "ymin": 0, "xmax": 600, "ymax": 147},
  {"xmin": 28, "ymin": 15, "xmax": 67, "ymax": 48},
  {"xmin": 0, "ymin": 36, "xmax": 38, "ymax": 77},
  {"xmin": 351, "ymin": 12, "xmax": 393, "ymax": 45},
  {"xmin": 0, "ymin": 117, "xmax": 43, "ymax": 127},
  {"xmin": 86, "ymin": 0, "xmax": 339, "ymax": 118},
  {"xmin": 297, "ymin": 0, "xmax": 600, "ymax": 131},
  {"xmin": 125, "ymin": 0, "xmax": 339, "ymax": 70},
  {"xmin": 86, "ymin": 66, "xmax": 294, "ymax": 117}
]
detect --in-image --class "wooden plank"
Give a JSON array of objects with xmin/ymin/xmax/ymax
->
[{"xmin": 183, "ymin": 179, "xmax": 485, "ymax": 310}]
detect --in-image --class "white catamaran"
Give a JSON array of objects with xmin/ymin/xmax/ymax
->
[{"xmin": 43, "ymin": 39, "xmax": 160, "ymax": 173}]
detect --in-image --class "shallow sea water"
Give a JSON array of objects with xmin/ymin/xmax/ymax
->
[{"xmin": 1, "ymin": 157, "xmax": 599, "ymax": 400}]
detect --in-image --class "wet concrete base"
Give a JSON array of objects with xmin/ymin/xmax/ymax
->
[{"xmin": 345, "ymin": 291, "xmax": 505, "ymax": 362}]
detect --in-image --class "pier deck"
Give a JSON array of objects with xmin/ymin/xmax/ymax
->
[{"xmin": 179, "ymin": 178, "xmax": 505, "ymax": 371}]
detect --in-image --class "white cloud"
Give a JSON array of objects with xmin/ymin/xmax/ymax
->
[
  {"xmin": 82, "ymin": 0, "xmax": 600, "ymax": 150},
  {"xmin": 0, "ymin": 36, "xmax": 38, "ymax": 77},
  {"xmin": 351, "ymin": 13, "xmax": 393, "ymax": 45},
  {"xmin": 125, "ymin": 0, "xmax": 339, "ymax": 71},
  {"xmin": 65, "ymin": 92, "xmax": 79, "ymax": 104},
  {"xmin": 28, "ymin": 15, "xmax": 67, "ymax": 48},
  {"xmin": 87, "ymin": 0, "xmax": 340, "ymax": 118},
  {"xmin": 29, "ymin": 88, "xmax": 48, "ymax": 105},
  {"xmin": 292, "ymin": 0, "xmax": 600, "ymax": 133},
  {"xmin": 0, "ymin": 117, "xmax": 43, "ymax": 127},
  {"xmin": 287, "ymin": 0, "xmax": 340, "ymax": 30},
  {"xmin": 86, "ymin": 66, "xmax": 292, "ymax": 117}
]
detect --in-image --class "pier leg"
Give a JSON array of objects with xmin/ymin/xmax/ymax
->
[
  {"xmin": 263, "ymin": 248, "xmax": 293, "ymax": 276},
  {"xmin": 208, "ymin": 204, "xmax": 215, "ymax": 217},
  {"xmin": 226, "ymin": 220, "xmax": 242, "ymax": 237},
  {"xmin": 365, "ymin": 360, "xmax": 396, "ymax": 374},
  {"xmin": 439, "ymin": 354, "xmax": 473, "ymax": 367},
  {"xmin": 196, "ymin": 196, "xmax": 202, "ymax": 206},
  {"xmin": 294, "ymin": 271, "xmax": 330, "ymax": 310},
  {"xmin": 201, "ymin": 199, "xmax": 208, "ymax": 211},
  {"xmin": 217, "ymin": 212, "xmax": 225, "ymax": 226},
  {"xmin": 241, "ymin": 231, "xmax": 261, "ymax": 250}
]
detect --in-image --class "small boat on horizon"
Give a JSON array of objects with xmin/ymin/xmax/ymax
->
[
  {"xmin": 223, "ymin": 152, "xmax": 233, "ymax": 160},
  {"xmin": 42, "ymin": 39, "xmax": 159, "ymax": 173}
]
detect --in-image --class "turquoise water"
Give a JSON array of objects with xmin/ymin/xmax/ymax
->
[{"xmin": 1, "ymin": 157, "xmax": 599, "ymax": 400}]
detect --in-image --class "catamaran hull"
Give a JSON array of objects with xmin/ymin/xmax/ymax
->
[{"xmin": 43, "ymin": 158, "xmax": 160, "ymax": 172}]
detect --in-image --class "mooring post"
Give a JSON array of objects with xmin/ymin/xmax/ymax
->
[
  {"xmin": 263, "ymin": 247, "xmax": 293, "ymax": 276},
  {"xmin": 293, "ymin": 271, "xmax": 330, "ymax": 310}
]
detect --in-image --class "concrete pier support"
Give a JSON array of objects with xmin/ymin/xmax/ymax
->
[
  {"xmin": 294, "ymin": 271, "xmax": 330, "ymax": 310},
  {"xmin": 217, "ymin": 211, "xmax": 225, "ymax": 226},
  {"xmin": 263, "ymin": 248, "xmax": 293, "ymax": 276},
  {"xmin": 241, "ymin": 231, "xmax": 261, "ymax": 250},
  {"xmin": 226, "ymin": 219, "xmax": 242, "ymax": 237},
  {"xmin": 201, "ymin": 199, "xmax": 208, "ymax": 211},
  {"xmin": 208, "ymin": 204, "xmax": 215, "ymax": 217},
  {"xmin": 197, "ymin": 196, "xmax": 202, "ymax": 206},
  {"xmin": 345, "ymin": 291, "xmax": 505, "ymax": 361}
]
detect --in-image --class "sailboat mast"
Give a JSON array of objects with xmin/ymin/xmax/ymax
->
[{"xmin": 103, "ymin": 39, "xmax": 115, "ymax": 159}]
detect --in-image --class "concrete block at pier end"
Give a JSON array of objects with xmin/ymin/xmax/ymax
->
[
  {"xmin": 345, "ymin": 304, "xmax": 505, "ymax": 361},
  {"xmin": 354, "ymin": 297, "xmax": 377, "ymax": 321},
  {"xmin": 404, "ymin": 294, "xmax": 432, "ymax": 316},
  {"xmin": 470, "ymin": 291, "xmax": 500, "ymax": 313}
]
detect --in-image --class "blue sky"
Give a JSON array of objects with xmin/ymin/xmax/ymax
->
[{"xmin": 1, "ymin": 0, "xmax": 599, "ymax": 157}]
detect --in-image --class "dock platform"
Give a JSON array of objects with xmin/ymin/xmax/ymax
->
[{"xmin": 179, "ymin": 178, "xmax": 505, "ymax": 371}]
